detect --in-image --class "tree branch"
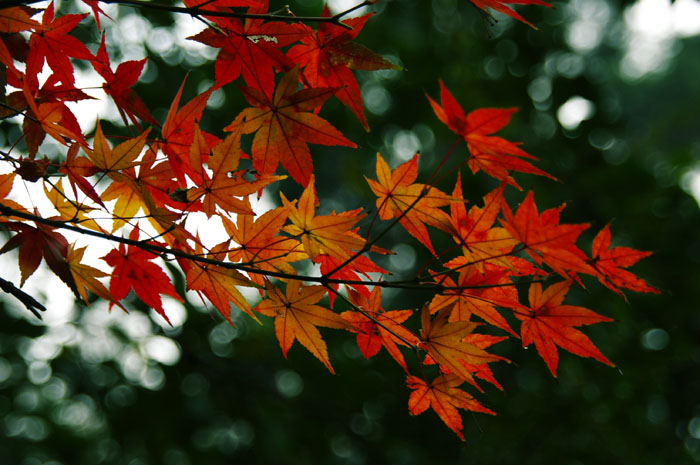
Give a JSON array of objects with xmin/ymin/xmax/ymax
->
[
  {"xmin": 0, "ymin": 275, "xmax": 46, "ymax": 319},
  {"xmin": 0, "ymin": 203, "xmax": 527, "ymax": 293},
  {"xmin": 2, "ymin": 0, "xmax": 377, "ymax": 30}
]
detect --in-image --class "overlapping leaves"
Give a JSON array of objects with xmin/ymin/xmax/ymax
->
[{"xmin": 0, "ymin": 0, "xmax": 656, "ymax": 444}]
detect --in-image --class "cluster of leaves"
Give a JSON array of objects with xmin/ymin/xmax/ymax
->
[{"xmin": 0, "ymin": 0, "xmax": 657, "ymax": 440}]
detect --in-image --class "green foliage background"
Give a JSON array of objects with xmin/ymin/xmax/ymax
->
[{"xmin": 1, "ymin": 0, "xmax": 699, "ymax": 463}]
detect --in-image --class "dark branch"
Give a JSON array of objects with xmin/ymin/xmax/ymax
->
[{"xmin": 0, "ymin": 276, "xmax": 46, "ymax": 319}]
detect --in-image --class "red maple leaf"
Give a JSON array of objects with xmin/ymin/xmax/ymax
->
[
  {"xmin": 590, "ymin": 224, "xmax": 658, "ymax": 297},
  {"xmin": 101, "ymin": 228, "xmax": 183, "ymax": 323},
  {"xmin": 517, "ymin": 281, "xmax": 613, "ymax": 377},
  {"xmin": 501, "ymin": 190, "xmax": 595, "ymax": 278},
  {"xmin": 187, "ymin": 0, "xmax": 308, "ymax": 96},
  {"xmin": 91, "ymin": 34, "xmax": 158, "ymax": 128},
  {"xmin": 427, "ymin": 81, "xmax": 554, "ymax": 187},
  {"xmin": 158, "ymin": 78, "xmax": 215, "ymax": 185},
  {"xmin": 340, "ymin": 287, "xmax": 418, "ymax": 371},
  {"xmin": 0, "ymin": 222, "xmax": 77, "ymax": 297},
  {"xmin": 469, "ymin": 0, "xmax": 553, "ymax": 30},
  {"xmin": 287, "ymin": 6, "xmax": 401, "ymax": 131},
  {"xmin": 25, "ymin": 2, "xmax": 92, "ymax": 87}
]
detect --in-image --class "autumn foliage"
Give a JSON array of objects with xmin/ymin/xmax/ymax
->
[{"xmin": 0, "ymin": 0, "xmax": 658, "ymax": 440}]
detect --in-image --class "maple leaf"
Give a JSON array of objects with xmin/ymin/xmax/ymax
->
[
  {"xmin": 25, "ymin": 2, "xmax": 92, "ymax": 87},
  {"xmin": 427, "ymin": 81, "xmax": 554, "ymax": 187},
  {"xmin": 0, "ymin": 7, "xmax": 43, "ymax": 34},
  {"xmin": 448, "ymin": 176, "xmax": 517, "ymax": 268},
  {"xmin": 5, "ymin": 69, "xmax": 90, "ymax": 155},
  {"xmin": 101, "ymin": 228, "xmax": 183, "ymax": 323},
  {"xmin": 255, "ymin": 280, "xmax": 349, "ymax": 373},
  {"xmin": 18, "ymin": 81, "xmax": 87, "ymax": 154},
  {"xmin": 429, "ymin": 265, "xmax": 521, "ymax": 336},
  {"xmin": 501, "ymin": 190, "xmax": 595, "ymax": 278},
  {"xmin": 590, "ymin": 224, "xmax": 658, "ymax": 297},
  {"xmin": 185, "ymin": 126, "xmax": 284, "ymax": 217},
  {"xmin": 517, "ymin": 281, "xmax": 614, "ymax": 377},
  {"xmin": 423, "ymin": 331, "xmax": 508, "ymax": 391},
  {"xmin": 287, "ymin": 6, "xmax": 401, "ymax": 131},
  {"xmin": 185, "ymin": 242, "xmax": 259, "ymax": 324},
  {"xmin": 43, "ymin": 180, "xmax": 102, "ymax": 232},
  {"xmin": 365, "ymin": 153, "xmax": 453, "ymax": 255},
  {"xmin": 315, "ymin": 252, "xmax": 388, "ymax": 307},
  {"xmin": 0, "ymin": 221, "xmax": 78, "ymax": 297},
  {"xmin": 407, "ymin": 374, "xmax": 495, "ymax": 441},
  {"xmin": 98, "ymin": 175, "xmax": 146, "ymax": 232},
  {"xmin": 91, "ymin": 34, "xmax": 158, "ymax": 128},
  {"xmin": 132, "ymin": 145, "xmax": 185, "ymax": 212},
  {"xmin": 187, "ymin": 0, "xmax": 308, "ymax": 96},
  {"xmin": 0, "ymin": 173, "xmax": 15, "ymax": 200},
  {"xmin": 461, "ymin": 333, "xmax": 508, "ymax": 389},
  {"xmin": 59, "ymin": 143, "xmax": 104, "ymax": 207},
  {"xmin": 340, "ymin": 287, "xmax": 418, "ymax": 372},
  {"xmin": 158, "ymin": 77, "xmax": 215, "ymax": 185},
  {"xmin": 419, "ymin": 304, "xmax": 506, "ymax": 386},
  {"xmin": 67, "ymin": 244, "xmax": 124, "ymax": 310},
  {"xmin": 86, "ymin": 120, "xmax": 150, "ymax": 174},
  {"xmin": 223, "ymin": 207, "xmax": 305, "ymax": 288},
  {"xmin": 281, "ymin": 175, "xmax": 367, "ymax": 262},
  {"xmin": 227, "ymin": 67, "xmax": 356, "ymax": 186},
  {"xmin": 469, "ymin": 0, "xmax": 553, "ymax": 30},
  {"xmin": 80, "ymin": 0, "xmax": 111, "ymax": 29}
]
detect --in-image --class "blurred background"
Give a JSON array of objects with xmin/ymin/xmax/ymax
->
[{"xmin": 1, "ymin": 0, "xmax": 699, "ymax": 463}]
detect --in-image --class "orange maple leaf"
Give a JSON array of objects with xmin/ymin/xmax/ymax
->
[
  {"xmin": 223, "ymin": 208, "xmax": 305, "ymax": 289},
  {"xmin": 517, "ymin": 281, "xmax": 614, "ymax": 377},
  {"xmin": 281, "ymin": 175, "xmax": 367, "ymax": 262},
  {"xmin": 0, "ymin": 172, "xmax": 15, "ymax": 200},
  {"xmin": 86, "ymin": 120, "xmax": 150, "ymax": 174},
  {"xmin": 427, "ymin": 81, "xmax": 554, "ymax": 187},
  {"xmin": 0, "ymin": 7, "xmax": 43, "ymax": 34},
  {"xmin": 185, "ymin": 242, "xmax": 259, "ymax": 324},
  {"xmin": 365, "ymin": 153, "xmax": 453, "ymax": 255},
  {"xmin": 185, "ymin": 126, "xmax": 284, "ymax": 218},
  {"xmin": 448, "ymin": 176, "xmax": 517, "ymax": 268},
  {"xmin": 419, "ymin": 304, "xmax": 506, "ymax": 386},
  {"xmin": 255, "ymin": 280, "xmax": 349, "ymax": 373},
  {"xmin": 158, "ymin": 77, "xmax": 215, "ymax": 185},
  {"xmin": 226, "ymin": 67, "xmax": 356, "ymax": 186},
  {"xmin": 407, "ymin": 374, "xmax": 495, "ymax": 441},
  {"xmin": 67, "ymin": 244, "xmax": 124, "ymax": 310},
  {"xmin": 429, "ymin": 265, "xmax": 522, "ymax": 336}
]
